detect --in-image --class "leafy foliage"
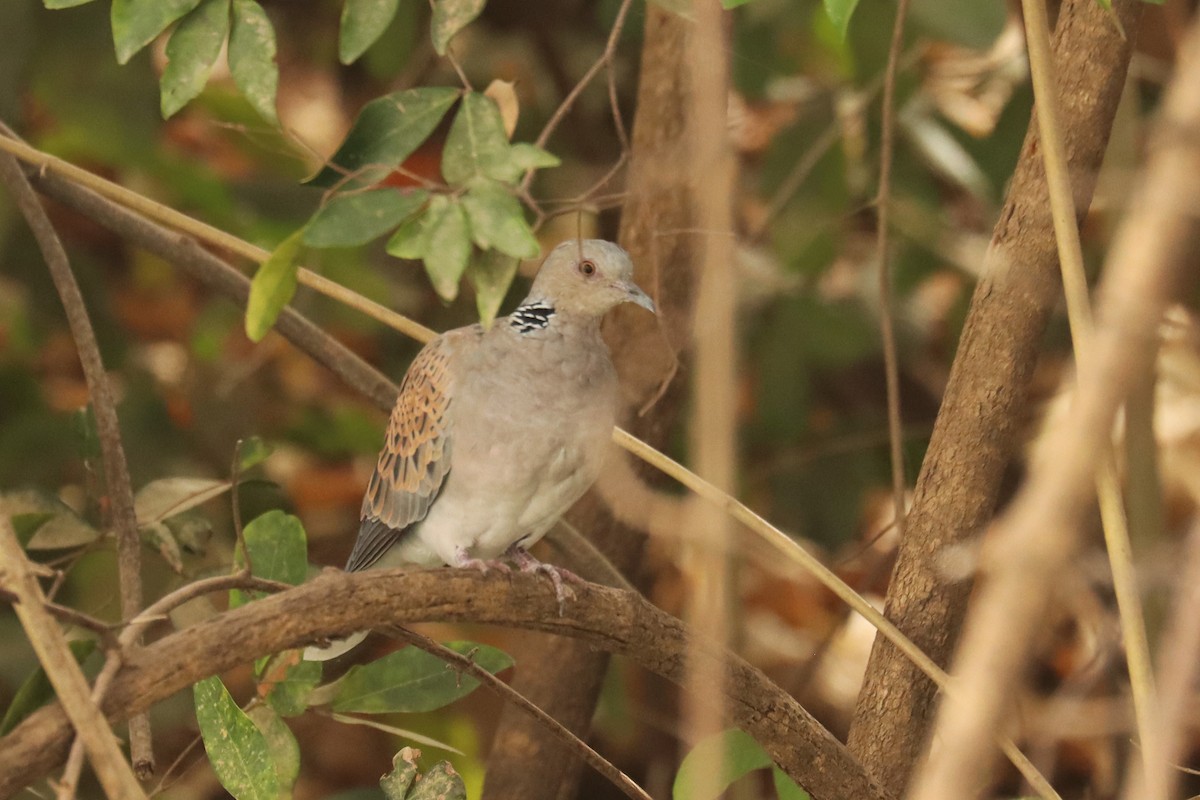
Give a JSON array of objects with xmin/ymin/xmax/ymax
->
[
  {"xmin": 382, "ymin": 748, "xmax": 467, "ymax": 800},
  {"xmin": 245, "ymin": 229, "xmax": 304, "ymax": 342}
]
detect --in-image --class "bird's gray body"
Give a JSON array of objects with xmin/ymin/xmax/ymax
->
[
  {"xmin": 345, "ymin": 239, "xmax": 648, "ymax": 575},
  {"xmin": 367, "ymin": 313, "xmax": 618, "ymax": 569}
]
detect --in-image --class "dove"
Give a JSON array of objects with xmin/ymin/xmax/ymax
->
[{"xmin": 305, "ymin": 239, "xmax": 655, "ymax": 660}]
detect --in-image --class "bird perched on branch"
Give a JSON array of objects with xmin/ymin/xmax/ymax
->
[{"xmin": 306, "ymin": 239, "xmax": 655, "ymax": 660}]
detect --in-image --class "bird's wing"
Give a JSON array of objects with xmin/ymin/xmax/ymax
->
[{"xmin": 346, "ymin": 334, "xmax": 458, "ymax": 572}]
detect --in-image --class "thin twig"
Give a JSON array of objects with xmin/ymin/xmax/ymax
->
[
  {"xmin": 0, "ymin": 130, "xmax": 154, "ymax": 786},
  {"xmin": 388, "ymin": 626, "xmax": 649, "ymax": 800},
  {"xmin": 0, "ymin": 518, "xmax": 146, "ymax": 799},
  {"xmin": 1018, "ymin": 0, "xmax": 1159, "ymax": 783},
  {"xmin": 521, "ymin": 0, "xmax": 636, "ymax": 192},
  {"xmin": 57, "ymin": 572, "xmax": 289, "ymax": 793},
  {"xmin": 0, "ymin": 589, "xmax": 113, "ymax": 639},
  {"xmin": 874, "ymin": 0, "xmax": 913, "ymax": 543},
  {"xmin": 0, "ymin": 132, "xmax": 435, "ymax": 344}
]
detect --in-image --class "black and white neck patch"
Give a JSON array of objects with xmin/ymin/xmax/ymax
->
[{"xmin": 510, "ymin": 302, "xmax": 555, "ymax": 334}]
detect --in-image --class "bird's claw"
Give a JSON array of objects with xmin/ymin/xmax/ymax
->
[
  {"xmin": 453, "ymin": 548, "xmax": 512, "ymax": 575},
  {"xmin": 507, "ymin": 547, "xmax": 580, "ymax": 615}
]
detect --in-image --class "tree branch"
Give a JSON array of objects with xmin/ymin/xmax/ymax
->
[
  {"xmin": 0, "ymin": 131, "xmax": 154, "ymax": 783},
  {"xmin": 0, "ymin": 571, "xmax": 892, "ymax": 800},
  {"xmin": 910, "ymin": 5, "xmax": 1200, "ymax": 795},
  {"xmin": 846, "ymin": 0, "xmax": 1144, "ymax": 792},
  {"xmin": 0, "ymin": 519, "xmax": 145, "ymax": 800}
]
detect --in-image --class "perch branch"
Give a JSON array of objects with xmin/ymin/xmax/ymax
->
[{"xmin": 0, "ymin": 570, "xmax": 892, "ymax": 800}]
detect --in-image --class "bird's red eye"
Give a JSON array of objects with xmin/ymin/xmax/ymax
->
[{"xmin": 579, "ymin": 259, "xmax": 596, "ymax": 276}]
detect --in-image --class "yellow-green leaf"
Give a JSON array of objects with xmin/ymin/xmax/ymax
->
[
  {"xmin": 441, "ymin": 92, "xmax": 513, "ymax": 185},
  {"xmin": 245, "ymin": 230, "xmax": 304, "ymax": 342}
]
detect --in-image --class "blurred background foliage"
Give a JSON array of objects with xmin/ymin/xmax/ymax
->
[{"xmin": 0, "ymin": 0, "xmax": 1189, "ymax": 797}]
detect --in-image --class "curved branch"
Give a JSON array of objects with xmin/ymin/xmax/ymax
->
[{"xmin": 0, "ymin": 571, "xmax": 891, "ymax": 800}]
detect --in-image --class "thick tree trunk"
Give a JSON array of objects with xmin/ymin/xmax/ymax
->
[
  {"xmin": 481, "ymin": 8, "xmax": 700, "ymax": 799},
  {"xmin": 846, "ymin": 0, "xmax": 1143, "ymax": 793}
]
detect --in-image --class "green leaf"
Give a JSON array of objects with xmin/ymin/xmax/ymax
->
[
  {"xmin": 507, "ymin": 142, "xmax": 560, "ymax": 175},
  {"xmin": 461, "ymin": 180, "xmax": 539, "ymax": 259},
  {"xmin": 111, "ymin": 0, "xmax": 201, "ymax": 64},
  {"xmin": 240, "ymin": 510, "xmax": 308, "ymax": 586},
  {"xmin": 468, "ymin": 249, "xmax": 518, "ymax": 328},
  {"xmin": 331, "ymin": 641, "xmax": 513, "ymax": 714},
  {"xmin": 772, "ymin": 767, "xmax": 811, "ymax": 800},
  {"xmin": 247, "ymin": 705, "xmax": 300, "ymax": 794},
  {"xmin": 308, "ymin": 87, "xmax": 460, "ymax": 189},
  {"xmin": 421, "ymin": 196, "xmax": 472, "ymax": 301},
  {"xmin": 1, "ymin": 640, "xmax": 95, "ymax": 735},
  {"xmin": 408, "ymin": 761, "xmax": 467, "ymax": 800},
  {"xmin": 245, "ymin": 229, "xmax": 304, "ymax": 342},
  {"xmin": 386, "ymin": 211, "xmax": 430, "ymax": 260},
  {"xmin": 340, "ymin": 0, "xmax": 401, "ymax": 64},
  {"xmin": 441, "ymin": 92, "xmax": 514, "ymax": 186},
  {"xmin": 821, "ymin": 0, "xmax": 859, "ymax": 41},
  {"xmin": 304, "ymin": 189, "xmax": 429, "ymax": 248},
  {"xmin": 134, "ymin": 477, "xmax": 231, "ymax": 526},
  {"xmin": 720, "ymin": 0, "xmax": 756, "ymax": 6},
  {"xmin": 194, "ymin": 676, "xmax": 279, "ymax": 800},
  {"xmin": 44, "ymin": 0, "xmax": 97, "ymax": 10},
  {"xmin": 430, "ymin": 0, "xmax": 486, "ymax": 55},
  {"xmin": 160, "ymin": 0, "xmax": 230, "ymax": 119},
  {"xmin": 673, "ymin": 729, "xmax": 773, "ymax": 800},
  {"xmin": 260, "ymin": 655, "xmax": 322, "ymax": 717},
  {"xmin": 381, "ymin": 748, "xmax": 420, "ymax": 799},
  {"xmin": 228, "ymin": 0, "xmax": 279, "ymax": 125},
  {"xmin": 236, "ymin": 436, "xmax": 274, "ymax": 471}
]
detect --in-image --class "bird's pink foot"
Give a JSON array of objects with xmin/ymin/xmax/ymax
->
[
  {"xmin": 505, "ymin": 546, "xmax": 582, "ymax": 614},
  {"xmin": 453, "ymin": 547, "xmax": 512, "ymax": 575}
]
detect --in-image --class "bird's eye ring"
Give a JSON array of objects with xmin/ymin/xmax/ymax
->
[{"xmin": 579, "ymin": 259, "xmax": 597, "ymax": 276}]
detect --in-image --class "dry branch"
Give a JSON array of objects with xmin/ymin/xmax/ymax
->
[
  {"xmin": 846, "ymin": 0, "xmax": 1143, "ymax": 792},
  {"xmin": 0, "ymin": 135, "xmax": 154, "ymax": 784},
  {"xmin": 0, "ymin": 571, "xmax": 893, "ymax": 800},
  {"xmin": 0, "ymin": 519, "xmax": 145, "ymax": 800},
  {"xmin": 911, "ymin": 5, "xmax": 1200, "ymax": 795}
]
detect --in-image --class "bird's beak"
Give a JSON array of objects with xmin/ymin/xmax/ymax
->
[{"xmin": 619, "ymin": 280, "xmax": 657, "ymax": 314}]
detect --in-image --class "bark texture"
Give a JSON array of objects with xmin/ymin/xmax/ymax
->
[
  {"xmin": 846, "ymin": 0, "xmax": 1143, "ymax": 793},
  {"xmin": 0, "ymin": 571, "xmax": 892, "ymax": 800},
  {"xmin": 482, "ymin": 7, "xmax": 698, "ymax": 799}
]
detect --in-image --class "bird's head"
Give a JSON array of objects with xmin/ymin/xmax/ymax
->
[{"xmin": 527, "ymin": 239, "xmax": 656, "ymax": 318}]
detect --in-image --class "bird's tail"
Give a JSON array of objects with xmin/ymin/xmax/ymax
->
[{"xmin": 303, "ymin": 630, "xmax": 368, "ymax": 662}]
